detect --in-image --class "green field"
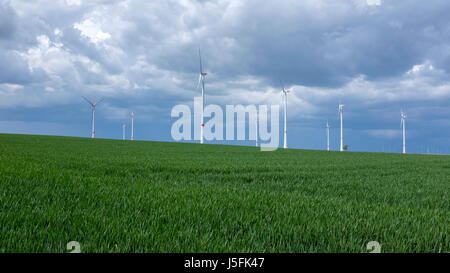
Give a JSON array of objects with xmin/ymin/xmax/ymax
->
[{"xmin": 0, "ymin": 133, "xmax": 448, "ymax": 253}]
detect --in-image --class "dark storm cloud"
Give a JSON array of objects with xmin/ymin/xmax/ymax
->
[
  {"xmin": 2, "ymin": 0, "xmax": 450, "ymax": 88},
  {"xmin": 91, "ymin": 0, "xmax": 450, "ymax": 89},
  {"xmin": 202, "ymin": 0, "xmax": 450, "ymax": 87}
]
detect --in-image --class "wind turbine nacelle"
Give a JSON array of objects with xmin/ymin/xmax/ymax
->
[{"xmin": 201, "ymin": 73, "xmax": 208, "ymax": 76}]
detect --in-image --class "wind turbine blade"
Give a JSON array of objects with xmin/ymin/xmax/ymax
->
[
  {"xmin": 198, "ymin": 48, "xmax": 203, "ymax": 74},
  {"xmin": 82, "ymin": 96, "xmax": 94, "ymax": 105},
  {"xmin": 95, "ymin": 98, "xmax": 104, "ymax": 105}
]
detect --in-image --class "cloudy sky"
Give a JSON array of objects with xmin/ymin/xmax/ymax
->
[{"xmin": 1, "ymin": 0, "xmax": 450, "ymax": 153}]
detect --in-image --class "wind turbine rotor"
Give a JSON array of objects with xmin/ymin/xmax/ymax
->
[
  {"xmin": 82, "ymin": 96, "xmax": 94, "ymax": 106},
  {"xmin": 95, "ymin": 98, "xmax": 104, "ymax": 106},
  {"xmin": 198, "ymin": 48, "xmax": 203, "ymax": 74},
  {"xmin": 81, "ymin": 96, "xmax": 101, "ymax": 139}
]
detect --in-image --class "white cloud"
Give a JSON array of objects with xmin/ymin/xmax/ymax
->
[
  {"xmin": 74, "ymin": 19, "xmax": 111, "ymax": 44},
  {"xmin": 18, "ymin": 35, "xmax": 73, "ymax": 74},
  {"xmin": 54, "ymin": 28, "xmax": 62, "ymax": 36},
  {"xmin": 45, "ymin": 86, "xmax": 55, "ymax": 93},
  {"xmin": 407, "ymin": 63, "xmax": 435, "ymax": 75},
  {"xmin": 0, "ymin": 83, "xmax": 24, "ymax": 94},
  {"xmin": 366, "ymin": 0, "xmax": 382, "ymax": 6},
  {"xmin": 65, "ymin": 0, "xmax": 82, "ymax": 6}
]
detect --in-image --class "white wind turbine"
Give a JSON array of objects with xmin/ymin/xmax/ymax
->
[
  {"xmin": 130, "ymin": 112, "xmax": 135, "ymax": 141},
  {"xmin": 255, "ymin": 109, "xmax": 259, "ymax": 147},
  {"xmin": 326, "ymin": 120, "xmax": 330, "ymax": 151},
  {"xmin": 339, "ymin": 103, "xmax": 345, "ymax": 151},
  {"xmin": 82, "ymin": 96, "xmax": 104, "ymax": 139},
  {"xmin": 122, "ymin": 123, "xmax": 126, "ymax": 140},
  {"xmin": 401, "ymin": 110, "xmax": 407, "ymax": 154},
  {"xmin": 197, "ymin": 48, "xmax": 207, "ymax": 144},
  {"xmin": 281, "ymin": 85, "xmax": 291, "ymax": 149}
]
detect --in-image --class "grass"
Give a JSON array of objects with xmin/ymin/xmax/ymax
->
[{"xmin": 0, "ymin": 133, "xmax": 448, "ymax": 253}]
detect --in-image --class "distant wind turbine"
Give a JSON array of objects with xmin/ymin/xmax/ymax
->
[
  {"xmin": 122, "ymin": 123, "xmax": 126, "ymax": 140},
  {"xmin": 339, "ymin": 103, "xmax": 345, "ymax": 151},
  {"xmin": 197, "ymin": 48, "xmax": 207, "ymax": 144},
  {"xmin": 82, "ymin": 96, "xmax": 104, "ymax": 139},
  {"xmin": 326, "ymin": 120, "xmax": 330, "ymax": 151},
  {"xmin": 130, "ymin": 112, "xmax": 135, "ymax": 141},
  {"xmin": 401, "ymin": 110, "xmax": 407, "ymax": 154},
  {"xmin": 281, "ymin": 85, "xmax": 291, "ymax": 149},
  {"xmin": 255, "ymin": 109, "xmax": 259, "ymax": 147}
]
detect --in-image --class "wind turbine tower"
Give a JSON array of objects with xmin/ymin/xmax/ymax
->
[
  {"xmin": 82, "ymin": 96, "xmax": 104, "ymax": 139},
  {"xmin": 122, "ymin": 123, "xmax": 126, "ymax": 140},
  {"xmin": 326, "ymin": 120, "xmax": 330, "ymax": 151},
  {"xmin": 131, "ymin": 112, "xmax": 135, "ymax": 141},
  {"xmin": 339, "ymin": 103, "xmax": 345, "ymax": 151},
  {"xmin": 282, "ymin": 86, "xmax": 291, "ymax": 149},
  {"xmin": 401, "ymin": 110, "xmax": 407, "ymax": 154},
  {"xmin": 198, "ymin": 48, "xmax": 207, "ymax": 144},
  {"xmin": 255, "ymin": 109, "xmax": 259, "ymax": 147}
]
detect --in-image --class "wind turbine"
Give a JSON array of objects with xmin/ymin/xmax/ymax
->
[
  {"xmin": 339, "ymin": 103, "xmax": 345, "ymax": 151},
  {"xmin": 197, "ymin": 48, "xmax": 207, "ymax": 144},
  {"xmin": 401, "ymin": 110, "xmax": 407, "ymax": 154},
  {"xmin": 82, "ymin": 96, "xmax": 104, "ymax": 138},
  {"xmin": 255, "ymin": 109, "xmax": 259, "ymax": 147},
  {"xmin": 122, "ymin": 123, "xmax": 126, "ymax": 140},
  {"xmin": 130, "ymin": 112, "xmax": 135, "ymax": 141},
  {"xmin": 326, "ymin": 120, "xmax": 330, "ymax": 151},
  {"xmin": 281, "ymin": 85, "xmax": 291, "ymax": 149}
]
